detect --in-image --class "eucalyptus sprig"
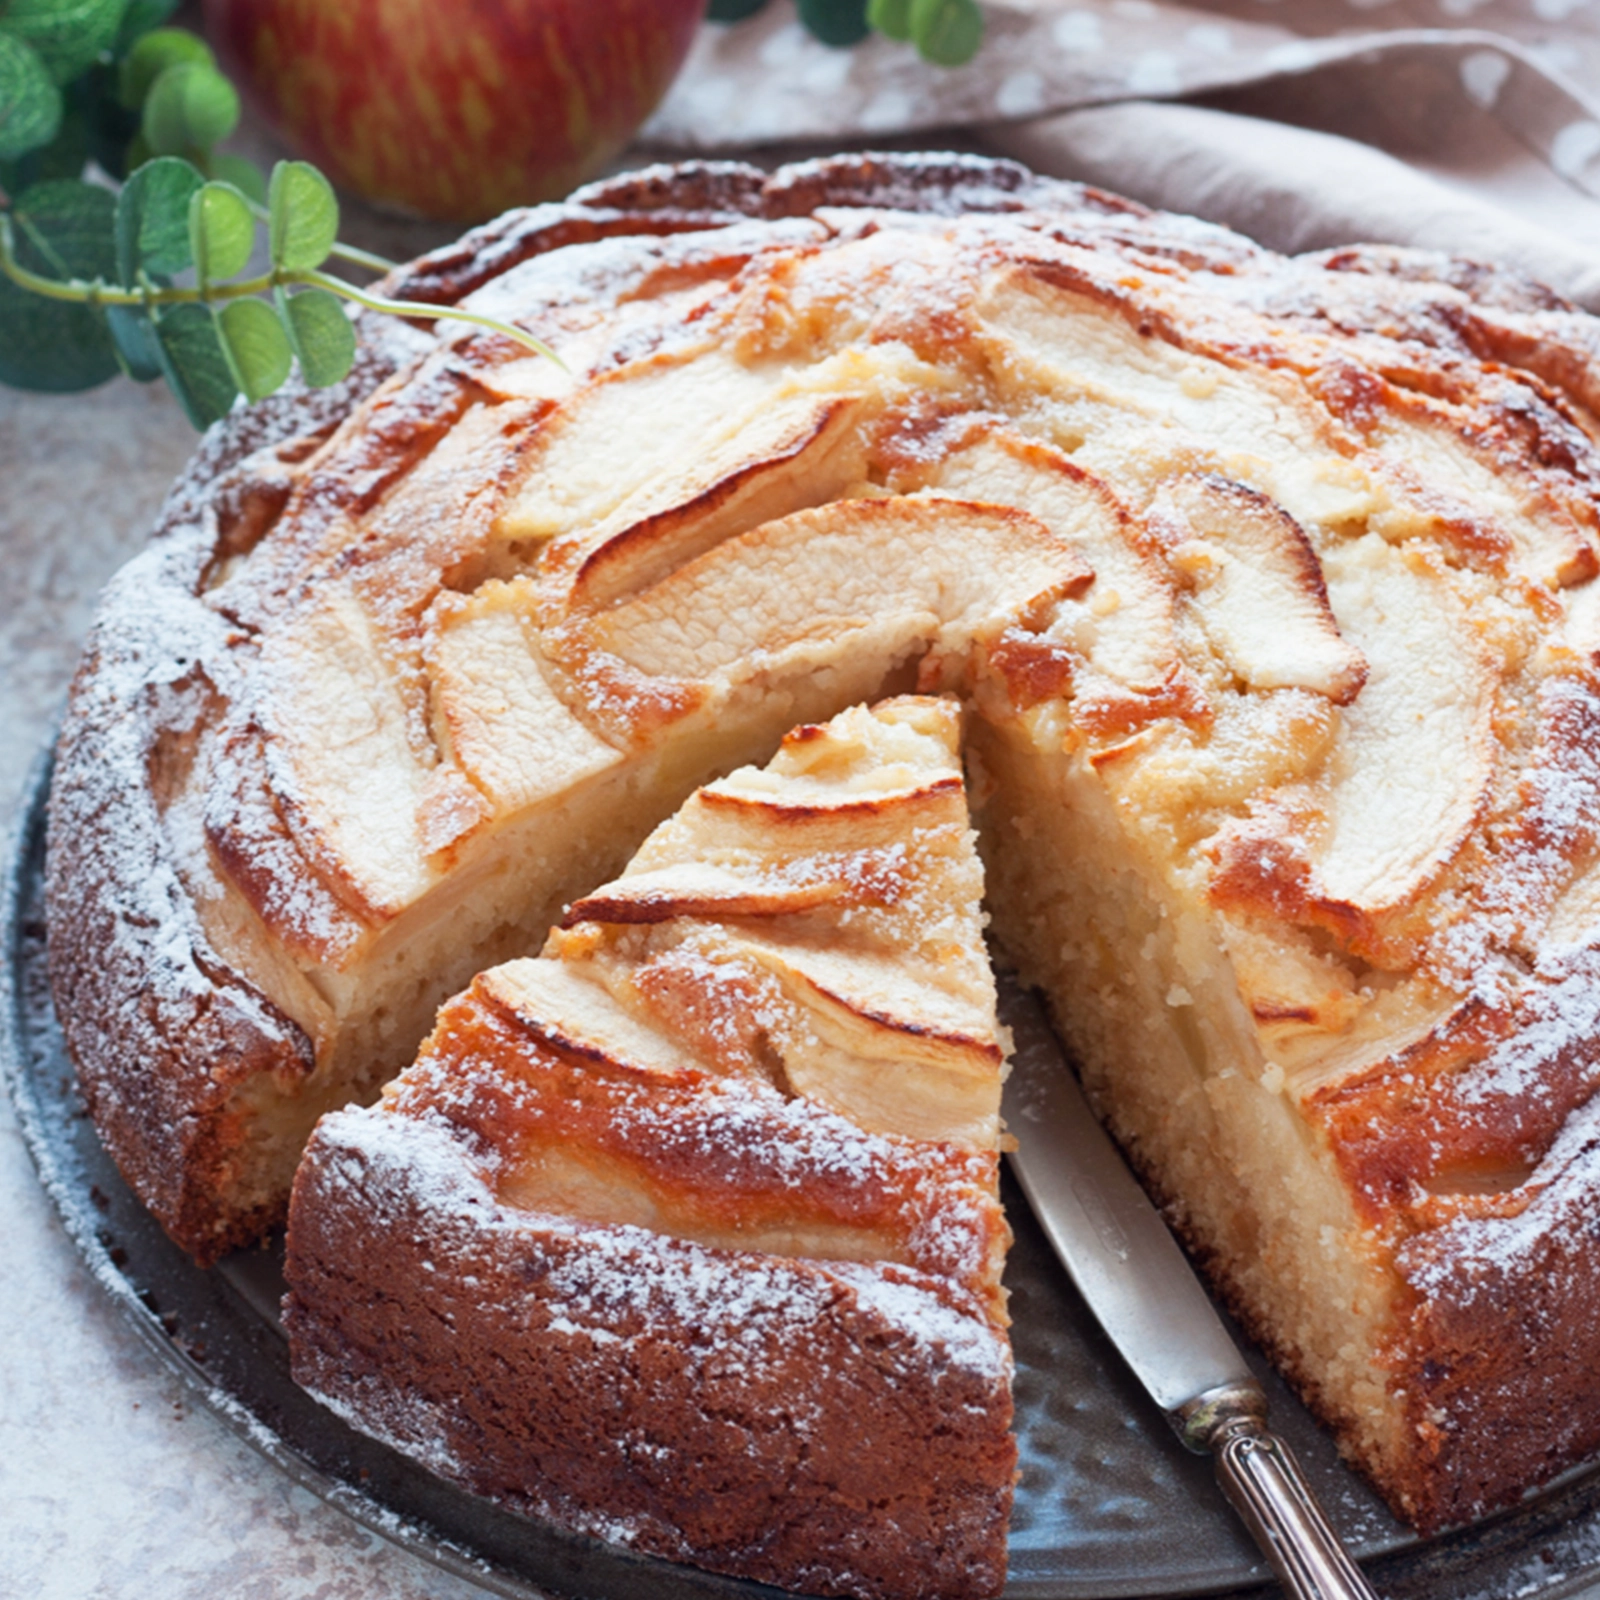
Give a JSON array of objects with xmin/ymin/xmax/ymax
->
[
  {"xmin": 709, "ymin": 0, "xmax": 984, "ymax": 68},
  {"xmin": 0, "ymin": 154, "xmax": 560, "ymax": 426},
  {"xmin": 0, "ymin": 0, "xmax": 560, "ymax": 427}
]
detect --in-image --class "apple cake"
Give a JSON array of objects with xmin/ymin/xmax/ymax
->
[
  {"xmin": 284, "ymin": 696, "xmax": 1015, "ymax": 1600},
  {"xmin": 44, "ymin": 151, "xmax": 1600, "ymax": 1568}
]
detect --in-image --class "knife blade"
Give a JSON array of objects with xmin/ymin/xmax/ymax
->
[{"xmin": 999, "ymin": 976, "xmax": 1380, "ymax": 1600}]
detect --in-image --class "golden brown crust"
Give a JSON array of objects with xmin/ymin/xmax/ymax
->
[{"xmin": 44, "ymin": 363, "xmax": 397, "ymax": 1263}]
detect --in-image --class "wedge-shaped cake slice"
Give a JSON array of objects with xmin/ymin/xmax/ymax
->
[{"xmin": 283, "ymin": 697, "xmax": 1015, "ymax": 1600}]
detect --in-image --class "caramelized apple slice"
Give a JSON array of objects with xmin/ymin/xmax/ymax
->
[
  {"xmin": 731, "ymin": 934, "xmax": 1005, "ymax": 1147},
  {"xmin": 1152, "ymin": 474, "xmax": 1368, "ymax": 703},
  {"xmin": 1358, "ymin": 395, "xmax": 1597, "ymax": 591},
  {"xmin": 563, "ymin": 392, "xmax": 870, "ymax": 611},
  {"xmin": 425, "ymin": 578, "xmax": 621, "ymax": 819},
  {"xmin": 477, "ymin": 958, "xmax": 696, "ymax": 1085},
  {"xmin": 259, "ymin": 582, "xmax": 433, "ymax": 923},
  {"xmin": 568, "ymin": 496, "xmax": 1090, "ymax": 689},
  {"xmin": 497, "ymin": 348, "xmax": 785, "ymax": 541},
  {"xmin": 921, "ymin": 429, "xmax": 1191, "ymax": 711},
  {"xmin": 563, "ymin": 862, "xmax": 854, "ymax": 924},
  {"xmin": 1218, "ymin": 913, "xmax": 1363, "ymax": 1044},
  {"xmin": 1312, "ymin": 536, "xmax": 1496, "ymax": 915}
]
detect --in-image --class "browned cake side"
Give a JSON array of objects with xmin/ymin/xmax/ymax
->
[{"xmin": 285, "ymin": 1051, "xmax": 1015, "ymax": 1600}]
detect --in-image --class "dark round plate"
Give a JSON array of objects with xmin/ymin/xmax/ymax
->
[{"xmin": 9, "ymin": 748, "xmax": 1600, "ymax": 1600}]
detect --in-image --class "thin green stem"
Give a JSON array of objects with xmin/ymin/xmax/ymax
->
[
  {"xmin": 0, "ymin": 222, "xmax": 274, "ymax": 303},
  {"xmin": 323, "ymin": 239, "xmax": 398, "ymax": 274},
  {"xmin": 0, "ymin": 217, "xmax": 563, "ymax": 369},
  {"xmin": 0, "ymin": 234, "xmax": 101, "ymax": 302},
  {"xmin": 302, "ymin": 268, "xmax": 566, "ymax": 368}
]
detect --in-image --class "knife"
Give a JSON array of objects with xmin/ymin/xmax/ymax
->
[{"xmin": 999, "ymin": 976, "xmax": 1380, "ymax": 1600}]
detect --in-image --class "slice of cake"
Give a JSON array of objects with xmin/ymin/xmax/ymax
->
[{"xmin": 282, "ymin": 697, "xmax": 1016, "ymax": 1600}]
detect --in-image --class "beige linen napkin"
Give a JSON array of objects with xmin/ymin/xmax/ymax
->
[
  {"xmin": 989, "ymin": 100, "xmax": 1600, "ymax": 308},
  {"xmin": 644, "ymin": 0, "xmax": 1600, "ymax": 307}
]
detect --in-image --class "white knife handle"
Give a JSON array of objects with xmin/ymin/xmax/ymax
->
[{"xmin": 1177, "ymin": 1383, "xmax": 1381, "ymax": 1600}]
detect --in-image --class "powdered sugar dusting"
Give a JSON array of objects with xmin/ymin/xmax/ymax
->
[
  {"xmin": 1403, "ymin": 1091, "xmax": 1600, "ymax": 1304},
  {"xmin": 1457, "ymin": 953, "xmax": 1600, "ymax": 1109},
  {"xmin": 300, "ymin": 1100, "xmax": 1008, "ymax": 1390}
]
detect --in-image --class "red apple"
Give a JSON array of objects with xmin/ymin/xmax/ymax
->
[{"xmin": 203, "ymin": 0, "xmax": 705, "ymax": 222}]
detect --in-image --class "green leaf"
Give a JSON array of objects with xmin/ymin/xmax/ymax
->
[
  {"xmin": 909, "ymin": 0, "xmax": 982, "ymax": 65},
  {"xmin": 9, "ymin": 172, "xmax": 113, "ymax": 275},
  {"xmin": 142, "ymin": 59, "xmax": 237, "ymax": 156},
  {"xmin": 189, "ymin": 179, "xmax": 253, "ymax": 281},
  {"xmin": 209, "ymin": 150, "xmax": 266, "ymax": 204},
  {"xmin": 276, "ymin": 285, "xmax": 354, "ymax": 388},
  {"xmin": 116, "ymin": 25, "xmax": 209, "ymax": 111},
  {"xmin": 267, "ymin": 160, "xmax": 338, "ymax": 273},
  {"xmin": 706, "ymin": 0, "xmax": 770, "ymax": 17},
  {"xmin": 217, "ymin": 295, "xmax": 290, "ymax": 400},
  {"xmin": 115, "ymin": 0, "xmax": 178, "ymax": 51},
  {"xmin": 105, "ymin": 301, "xmax": 161, "ymax": 379},
  {"xmin": 0, "ymin": 177, "xmax": 118, "ymax": 390},
  {"xmin": 795, "ymin": 0, "xmax": 868, "ymax": 47},
  {"xmin": 0, "ymin": 32, "xmax": 61, "ymax": 160},
  {"xmin": 866, "ymin": 0, "xmax": 913, "ymax": 39},
  {"xmin": 153, "ymin": 299, "xmax": 237, "ymax": 425},
  {"xmin": 0, "ymin": 0, "xmax": 126, "ymax": 86},
  {"xmin": 115, "ymin": 152, "xmax": 201, "ymax": 279}
]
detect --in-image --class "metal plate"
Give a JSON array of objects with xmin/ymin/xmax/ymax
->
[{"xmin": 9, "ymin": 750, "xmax": 1600, "ymax": 1600}]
